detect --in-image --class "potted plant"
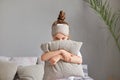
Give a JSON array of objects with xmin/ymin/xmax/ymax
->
[{"xmin": 84, "ymin": 0, "xmax": 120, "ymax": 52}]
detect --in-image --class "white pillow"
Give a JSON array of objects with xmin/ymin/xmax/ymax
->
[
  {"xmin": 0, "ymin": 56, "xmax": 10, "ymax": 61},
  {"xmin": 10, "ymin": 57, "xmax": 37, "ymax": 66},
  {"xmin": 0, "ymin": 60, "xmax": 17, "ymax": 80},
  {"xmin": 17, "ymin": 64, "xmax": 44, "ymax": 80}
]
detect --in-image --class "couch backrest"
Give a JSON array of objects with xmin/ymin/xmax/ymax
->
[{"xmin": 0, "ymin": 56, "xmax": 89, "ymax": 80}]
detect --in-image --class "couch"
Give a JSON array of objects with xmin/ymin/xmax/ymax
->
[{"xmin": 0, "ymin": 56, "xmax": 94, "ymax": 80}]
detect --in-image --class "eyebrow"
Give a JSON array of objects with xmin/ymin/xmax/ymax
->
[{"xmin": 55, "ymin": 36, "xmax": 65, "ymax": 39}]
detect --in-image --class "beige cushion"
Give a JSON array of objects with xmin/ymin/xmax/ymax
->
[
  {"xmin": 0, "ymin": 60, "xmax": 17, "ymax": 80},
  {"xmin": 10, "ymin": 57, "xmax": 38, "ymax": 66},
  {"xmin": 17, "ymin": 64, "xmax": 44, "ymax": 80}
]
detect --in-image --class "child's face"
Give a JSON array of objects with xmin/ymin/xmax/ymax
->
[{"xmin": 53, "ymin": 33, "xmax": 68, "ymax": 41}]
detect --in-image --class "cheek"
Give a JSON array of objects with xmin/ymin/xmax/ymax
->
[
  {"xmin": 53, "ymin": 37, "xmax": 56, "ymax": 40},
  {"xmin": 64, "ymin": 37, "xmax": 68, "ymax": 40}
]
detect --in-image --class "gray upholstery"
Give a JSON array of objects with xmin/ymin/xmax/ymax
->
[
  {"xmin": 0, "ymin": 60, "xmax": 17, "ymax": 80},
  {"xmin": 0, "ymin": 56, "xmax": 94, "ymax": 80}
]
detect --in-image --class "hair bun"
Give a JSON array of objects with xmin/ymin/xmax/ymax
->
[
  {"xmin": 57, "ymin": 10, "xmax": 65, "ymax": 23},
  {"xmin": 52, "ymin": 10, "xmax": 68, "ymax": 26}
]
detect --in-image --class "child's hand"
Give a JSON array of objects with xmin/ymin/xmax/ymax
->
[
  {"xmin": 60, "ymin": 49, "xmax": 72, "ymax": 62},
  {"xmin": 49, "ymin": 55, "xmax": 63, "ymax": 65}
]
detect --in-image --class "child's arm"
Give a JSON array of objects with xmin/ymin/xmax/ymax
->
[
  {"xmin": 48, "ymin": 49, "xmax": 82, "ymax": 65},
  {"xmin": 41, "ymin": 50, "xmax": 62, "ymax": 61},
  {"xmin": 41, "ymin": 49, "xmax": 82, "ymax": 64},
  {"xmin": 48, "ymin": 49, "xmax": 72, "ymax": 65},
  {"xmin": 60, "ymin": 49, "xmax": 82, "ymax": 64},
  {"xmin": 69, "ymin": 54, "xmax": 82, "ymax": 64},
  {"xmin": 49, "ymin": 54, "xmax": 64, "ymax": 65},
  {"xmin": 49, "ymin": 52, "xmax": 82, "ymax": 65}
]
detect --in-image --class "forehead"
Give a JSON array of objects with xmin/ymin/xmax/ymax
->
[{"xmin": 54, "ymin": 33, "xmax": 67, "ymax": 37}]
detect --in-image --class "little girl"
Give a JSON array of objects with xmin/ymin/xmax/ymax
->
[{"xmin": 41, "ymin": 10, "xmax": 82, "ymax": 65}]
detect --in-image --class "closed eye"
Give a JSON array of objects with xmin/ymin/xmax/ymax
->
[
  {"xmin": 55, "ymin": 37, "xmax": 60, "ymax": 40},
  {"xmin": 62, "ymin": 37, "xmax": 65, "ymax": 40}
]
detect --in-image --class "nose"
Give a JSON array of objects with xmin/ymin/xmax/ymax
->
[{"xmin": 59, "ymin": 38, "xmax": 62, "ymax": 40}]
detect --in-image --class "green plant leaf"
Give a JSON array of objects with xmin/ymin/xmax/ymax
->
[{"xmin": 84, "ymin": 0, "xmax": 120, "ymax": 52}]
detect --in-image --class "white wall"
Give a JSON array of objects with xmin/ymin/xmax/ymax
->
[{"xmin": 0, "ymin": 0, "xmax": 120, "ymax": 80}]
